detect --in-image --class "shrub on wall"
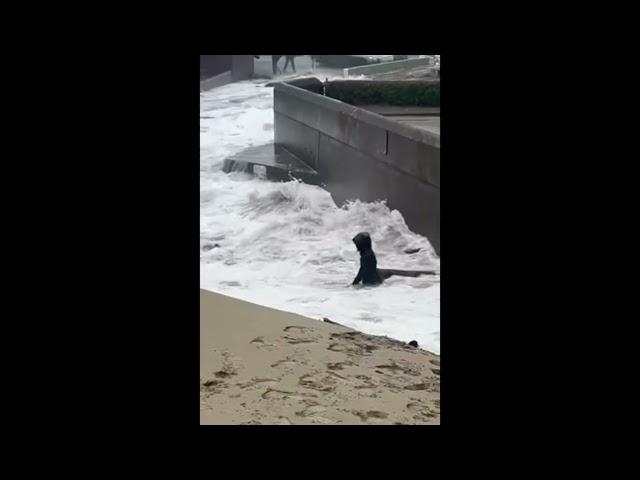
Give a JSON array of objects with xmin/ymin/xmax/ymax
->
[{"xmin": 325, "ymin": 80, "xmax": 440, "ymax": 107}]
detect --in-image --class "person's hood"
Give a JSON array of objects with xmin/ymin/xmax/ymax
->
[{"xmin": 352, "ymin": 232, "xmax": 372, "ymax": 252}]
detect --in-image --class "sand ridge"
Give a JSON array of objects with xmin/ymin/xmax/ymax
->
[{"xmin": 200, "ymin": 289, "xmax": 440, "ymax": 425}]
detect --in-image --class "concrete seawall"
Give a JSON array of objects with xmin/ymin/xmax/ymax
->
[
  {"xmin": 200, "ymin": 55, "xmax": 255, "ymax": 91},
  {"xmin": 343, "ymin": 57, "xmax": 433, "ymax": 77},
  {"xmin": 273, "ymin": 82, "xmax": 440, "ymax": 254},
  {"xmin": 200, "ymin": 71, "xmax": 233, "ymax": 91}
]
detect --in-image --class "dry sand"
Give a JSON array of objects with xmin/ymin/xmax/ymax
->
[{"xmin": 200, "ymin": 289, "xmax": 440, "ymax": 425}]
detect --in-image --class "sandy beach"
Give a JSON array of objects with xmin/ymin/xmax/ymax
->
[{"xmin": 200, "ymin": 289, "xmax": 440, "ymax": 425}]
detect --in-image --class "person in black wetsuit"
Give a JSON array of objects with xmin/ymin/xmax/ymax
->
[
  {"xmin": 352, "ymin": 232, "xmax": 383, "ymax": 285},
  {"xmin": 351, "ymin": 232, "xmax": 437, "ymax": 286}
]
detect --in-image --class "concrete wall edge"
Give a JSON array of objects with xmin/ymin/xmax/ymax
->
[{"xmin": 274, "ymin": 82, "xmax": 440, "ymax": 148}]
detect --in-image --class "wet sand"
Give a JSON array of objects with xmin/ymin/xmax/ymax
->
[{"xmin": 200, "ymin": 289, "xmax": 440, "ymax": 425}]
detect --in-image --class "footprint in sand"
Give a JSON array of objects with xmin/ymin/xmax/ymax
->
[
  {"xmin": 204, "ymin": 351, "xmax": 241, "ymax": 387},
  {"xmin": 326, "ymin": 370, "xmax": 350, "ymax": 381},
  {"xmin": 371, "ymin": 358, "xmax": 438, "ymax": 392},
  {"xmin": 282, "ymin": 326, "xmax": 320, "ymax": 344},
  {"xmin": 327, "ymin": 332, "xmax": 380, "ymax": 356},
  {"xmin": 253, "ymin": 378, "xmax": 280, "ymax": 385},
  {"xmin": 298, "ymin": 373, "xmax": 336, "ymax": 392},
  {"xmin": 328, "ymin": 341, "xmax": 376, "ymax": 356},
  {"xmin": 327, "ymin": 360, "xmax": 357, "ymax": 371},
  {"xmin": 378, "ymin": 377, "xmax": 405, "ymax": 392},
  {"xmin": 404, "ymin": 379, "xmax": 439, "ymax": 392},
  {"xmin": 237, "ymin": 377, "xmax": 281, "ymax": 389},
  {"xmin": 214, "ymin": 360, "xmax": 238, "ymax": 379},
  {"xmin": 284, "ymin": 336, "xmax": 317, "ymax": 344},
  {"xmin": 375, "ymin": 360, "xmax": 421, "ymax": 377},
  {"xmin": 352, "ymin": 410, "xmax": 389, "ymax": 424},
  {"xmin": 250, "ymin": 336, "xmax": 278, "ymax": 350},
  {"xmin": 295, "ymin": 405, "xmax": 334, "ymax": 424},
  {"xmin": 283, "ymin": 326, "xmax": 313, "ymax": 334},
  {"xmin": 407, "ymin": 401, "xmax": 438, "ymax": 418},
  {"xmin": 275, "ymin": 416, "xmax": 293, "ymax": 425},
  {"xmin": 322, "ymin": 371, "xmax": 377, "ymax": 396},
  {"xmin": 261, "ymin": 388, "xmax": 317, "ymax": 401},
  {"xmin": 353, "ymin": 374, "xmax": 378, "ymax": 387},
  {"xmin": 200, "ymin": 378, "xmax": 226, "ymax": 395},
  {"xmin": 404, "ymin": 383, "xmax": 429, "ymax": 391},
  {"xmin": 412, "ymin": 415, "xmax": 438, "ymax": 424},
  {"xmin": 271, "ymin": 356, "xmax": 306, "ymax": 369}
]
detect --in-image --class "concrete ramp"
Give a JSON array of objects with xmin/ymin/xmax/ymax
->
[{"xmin": 222, "ymin": 143, "xmax": 321, "ymax": 185}]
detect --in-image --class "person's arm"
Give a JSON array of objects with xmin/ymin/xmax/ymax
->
[
  {"xmin": 352, "ymin": 266, "xmax": 363, "ymax": 285},
  {"xmin": 352, "ymin": 255, "xmax": 366, "ymax": 285}
]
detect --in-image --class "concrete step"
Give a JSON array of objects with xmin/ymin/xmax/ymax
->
[{"xmin": 222, "ymin": 143, "xmax": 321, "ymax": 185}]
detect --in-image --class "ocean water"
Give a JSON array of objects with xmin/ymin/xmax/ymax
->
[{"xmin": 200, "ymin": 79, "xmax": 441, "ymax": 354}]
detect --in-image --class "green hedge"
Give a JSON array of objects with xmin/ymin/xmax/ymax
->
[{"xmin": 325, "ymin": 80, "xmax": 440, "ymax": 107}]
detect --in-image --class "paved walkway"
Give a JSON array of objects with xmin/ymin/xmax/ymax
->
[
  {"xmin": 253, "ymin": 55, "xmax": 343, "ymax": 80},
  {"xmin": 385, "ymin": 115, "xmax": 440, "ymax": 134},
  {"xmin": 358, "ymin": 106, "xmax": 440, "ymax": 135}
]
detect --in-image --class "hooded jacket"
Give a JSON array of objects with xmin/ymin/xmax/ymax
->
[{"xmin": 352, "ymin": 232, "xmax": 383, "ymax": 285}]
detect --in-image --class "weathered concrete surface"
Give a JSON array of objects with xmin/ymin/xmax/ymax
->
[
  {"xmin": 200, "ymin": 55, "xmax": 232, "ymax": 80},
  {"xmin": 274, "ymin": 81, "xmax": 439, "ymax": 148},
  {"xmin": 273, "ymin": 113, "xmax": 321, "ymax": 170},
  {"xmin": 385, "ymin": 116, "xmax": 440, "ymax": 135},
  {"xmin": 358, "ymin": 106, "xmax": 440, "ymax": 116},
  {"xmin": 372, "ymin": 66, "xmax": 440, "ymax": 81},
  {"xmin": 357, "ymin": 105, "xmax": 440, "ymax": 134},
  {"xmin": 273, "ymin": 82, "xmax": 440, "ymax": 254},
  {"xmin": 200, "ymin": 71, "xmax": 233, "ymax": 92},
  {"xmin": 222, "ymin": 142, "xmax": 320, "ymax": 185},
  {"xmin": 199, "ymin": 55, "xmax": 255, "ymax": 90},
  {"xmin": 343, "ymin": 57, "xmax": 434, "ymax": 77},
  {"xmin": 230, "ymin": 55, "xmax": 254, "ymax": 81}
]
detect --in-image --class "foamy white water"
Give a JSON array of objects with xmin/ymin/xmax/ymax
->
[{"xmin": 200, "ymin": 79, "xmax": 440, "ymax": 354}]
